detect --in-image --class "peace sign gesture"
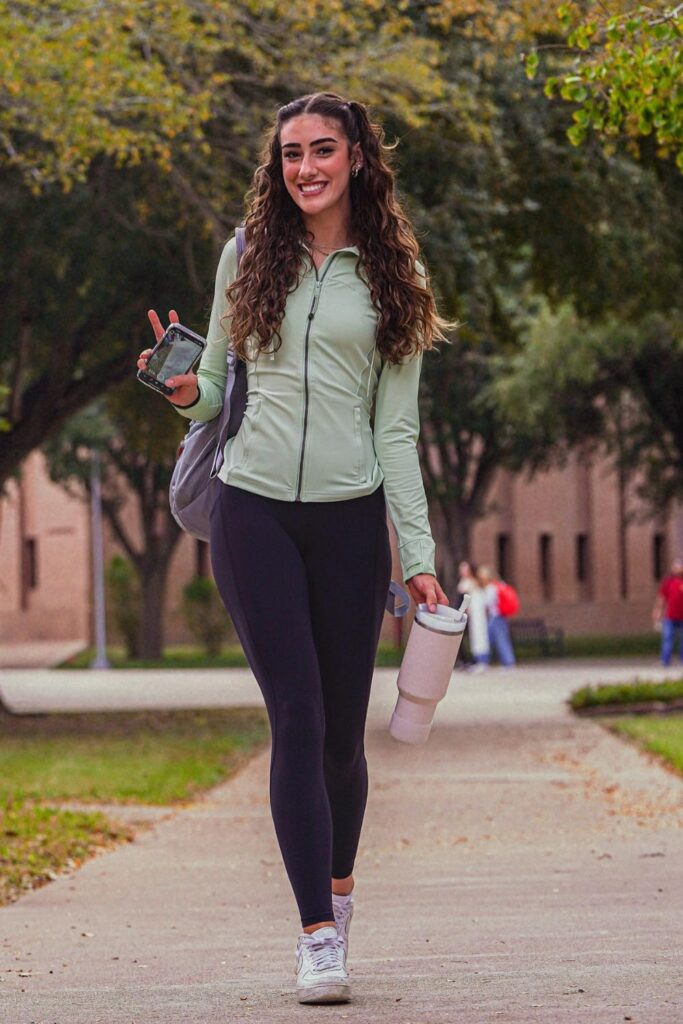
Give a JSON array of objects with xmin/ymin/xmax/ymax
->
[{"xmin": 136, "ymin": 308, "xmax": 200, "ymax": 407}]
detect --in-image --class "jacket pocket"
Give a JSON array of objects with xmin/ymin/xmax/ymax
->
[
  {"xmin": 353, "ymin": 405, "xmax": 365, "ymax": 482},
  {"xmin": 236, "ymin": 395, "xmax": 261, "ymax": 463}
]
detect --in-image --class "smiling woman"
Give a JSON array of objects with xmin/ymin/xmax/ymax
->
[
  {"xmin": 280, "ymin": 123, "xmax": 360, "ymax": 246},
  {"xmin": 136, "ymin": 90, "xmax": 455, "ymax": 1006}
]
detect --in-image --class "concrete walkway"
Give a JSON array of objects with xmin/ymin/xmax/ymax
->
[
  {"xmin": 0, "ymin": 639, "xmax": 85, "ymax": 670},
  {"xmin": 1, "ymin": 662, "xmax": 682, "ymax": 1023}
]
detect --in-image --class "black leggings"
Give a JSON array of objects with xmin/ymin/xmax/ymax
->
[{"xmin": 209, "ymin": 480, "xmax": 392, "ymax": 927}]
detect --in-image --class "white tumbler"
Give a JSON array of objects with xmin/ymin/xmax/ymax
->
[{"xmin": 389, "ymin": 596, "xmax": 470, "ymax": 744}]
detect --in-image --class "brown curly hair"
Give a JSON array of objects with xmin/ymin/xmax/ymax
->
[{"xmin": 224, "ymin": 91, "xmax": 454, "ymax": 365}]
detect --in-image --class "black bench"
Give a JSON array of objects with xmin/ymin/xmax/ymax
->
[{"xmin": 509, "ymin": 618, "xmax": 565, "ymax": 657}]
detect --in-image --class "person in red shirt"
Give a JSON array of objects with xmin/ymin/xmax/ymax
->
[{"xmin": 652, "ymin": 557, "xmax": 683, "ymax": 665}]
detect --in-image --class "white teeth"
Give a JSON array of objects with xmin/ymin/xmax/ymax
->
[{"xmin": 300, "ymin": 183, "xmax": 327, "ymax": 194}]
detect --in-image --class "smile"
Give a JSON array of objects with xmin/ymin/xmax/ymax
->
[{"xmin": 298, "ymin": 182, "xmax": 328, "ymax": 195}]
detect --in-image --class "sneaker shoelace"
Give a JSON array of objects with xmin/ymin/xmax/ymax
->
[{"xmin": 304, "ymin": 934, "xmax": 344, "ymax": 973}]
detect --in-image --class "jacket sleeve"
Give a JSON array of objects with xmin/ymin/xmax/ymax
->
[
  {"xmin": 373, "ymin": 346, "xmax": 436, "ymax": 581},
  {"xmin": 174, "ymin": 235, "xmax": 239, "ymax": 423}
]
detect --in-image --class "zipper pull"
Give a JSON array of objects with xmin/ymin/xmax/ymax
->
[{"xmin": 309, "ymin": 283, "xmax": 322, "ymax": 320}]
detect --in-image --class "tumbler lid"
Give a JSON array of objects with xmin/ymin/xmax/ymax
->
[{"xmin": 415, "ymin": 596, "xmax": 469, "ymax": 634}]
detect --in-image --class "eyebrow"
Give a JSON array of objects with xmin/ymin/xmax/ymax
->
[{"xmin": 281, "ymin": 137, "xmax": 339, "ymax": 151}]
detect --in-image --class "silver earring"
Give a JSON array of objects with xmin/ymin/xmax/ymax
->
[{"xmin": 352, "ymin": 164, "xmax": 360, "ymax": 177}]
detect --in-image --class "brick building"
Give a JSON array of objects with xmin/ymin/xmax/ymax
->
[{"xmin": 1, "ymin": 448, "xmax": 680, "ymax": 648}]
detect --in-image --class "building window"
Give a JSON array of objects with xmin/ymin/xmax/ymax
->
[
  {"xmin": 653, "ymin": 532, "xmax": 667, "ymax": 582},
  {"xmin": 496, "ymin": 532, "xmax": 511, "ymax": 583},
  {"xmin": 23, "ymin": 537, "xmax": 38, "ymax": 591},
  {"xmin": 539, "ymin": 533, "xmax": 553, "ymax": 601},
  {"xmin": 576, "ymin": 532, "xmax": 593, "ymax": 600}
]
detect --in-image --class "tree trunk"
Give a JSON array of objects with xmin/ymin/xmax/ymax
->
[
  {"xmin": 136, "ymin": 560, "xmax": 169, "ymax": 660},
  {"xmin": 433, "ymin": 501, "xmax": 472, "ymax": 602}
]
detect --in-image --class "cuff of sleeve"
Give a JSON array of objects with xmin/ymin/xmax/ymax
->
[
  {"xmin": 399, "ymin": 537, "xmax": 436, "ymax": 581},
  {"xmin": 173, "ymin": 386, "xmax": 202, "ymax": 418}
]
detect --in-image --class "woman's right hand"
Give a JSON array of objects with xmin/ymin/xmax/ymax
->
[{"xmin": 137, "ymin": 308, "xmax": 200, "ymax": 408}]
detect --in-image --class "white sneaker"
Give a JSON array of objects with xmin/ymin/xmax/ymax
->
[
  {"xmin": 332, "ymin": 892, "xmax": 354, "ymax": 965},
  {"xmin": 295, "ymin": 925, "xmax": 350, "ymax": 1004}
]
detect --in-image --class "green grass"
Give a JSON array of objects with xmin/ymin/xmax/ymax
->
[
  {"xmin": 0, "ymin": 800, "xmax": 132, "ymax": 905},
  {"xmin": 58, "ymin": 644, "xmax": 251, "ymax": 669},
  {"xmin": 0, "ymin": 707, "xmax": 269, "ymax": 805},
  {"xmin": 59, "ymin": 642, "xmax": 407, "ymax": 669},
  {"xmin": 569, "ymin": 678, "xmax": 683, "ymax": 710},
  {"xmin": 0, "ymin": 707, "xmax": 269, "ymax": 905},
  {"xmin": 606, "ymin": 715, "xmax": 683, "ymax": 775}
]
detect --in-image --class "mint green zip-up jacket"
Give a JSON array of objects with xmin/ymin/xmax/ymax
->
[{"xmin": 175, "ymin": 235, "xmax": 436, "ymax": 580}]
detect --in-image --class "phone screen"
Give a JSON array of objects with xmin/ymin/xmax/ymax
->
[{"xmin": 146, "ymin": 327, "xmax": 203, "ymax": 384}]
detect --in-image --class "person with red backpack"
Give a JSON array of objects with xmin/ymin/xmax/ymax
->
[{"xmin": 477, "ymin": 566, "xmax": 517, "ymax": 668}]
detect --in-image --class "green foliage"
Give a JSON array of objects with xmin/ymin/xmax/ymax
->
[
  {"xmin": 0, "ymin": 0, "xmax": 449, "ymax": 193},
  {"xmin": 525, "ymin": 3, "xmax": 683, "ymax": 171},
  {"xmin": 493, "ymin": 305, "xmax": 683, "ymax": 512},
  {"xmin": 570, "ymin": 678, "xmax": 683, "ymax": 709},
  {"xmin": 609, "ymin": 714, "xmax": 683, "ymax": 774},
  {"xmin": 181, "ymin": 576, "xmax": 232, "ymax": 657},
  {"xmin": 105, "ymin": 554, "xmax": 141, "ymax": 659}
]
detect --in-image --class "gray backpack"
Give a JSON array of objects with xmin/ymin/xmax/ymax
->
[
  {"xmin": 169, "ymin": 226, "xmax": 410, "ymax": 617},
  {"xmin": 169, "ymin": 227, "xmax": 248, "ymax": 543}
]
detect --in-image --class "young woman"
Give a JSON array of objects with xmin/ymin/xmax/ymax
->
[
  {"xmin": 477, "ymin": 565, "xmax": 517, "ymax": 669},
  {"xmin": 138, "ymin": 91, "xmax": 451, "ymax": 1005}
]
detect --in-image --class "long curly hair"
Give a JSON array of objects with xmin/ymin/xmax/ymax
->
[{"xmin": 224, "ymin": 91, "xmax": 454, "ymax": 365}]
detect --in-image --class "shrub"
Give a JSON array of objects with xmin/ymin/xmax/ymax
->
[
  {"xmin": 181, "ymin": 576, "xmax": 231, "ymax": 656},
  {"xmin": 105, "ymin": 555, "xmax": 141, "ymax": 658},
  {"xmin": 569, "ymin": 678, "xmax": 683, "ymax": 710}
]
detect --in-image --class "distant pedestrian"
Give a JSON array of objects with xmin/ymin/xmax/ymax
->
[
  {"xmin": 477, "ymin": 566, "xmax": 516, "ymax": 668},
  {"xmin": 457, "ymin": 560, "xmax": 476, "ymax": 597},
  {"xmin": 456, "ymin": 561, "xmax": 479, "ymax": 668},
  {"xmin": 459, "ymin": 563, "xmax": 490, "ymax": 672},
  {"xmin": 652, "ymin": 557, "xmax": 683, "ymax": 666}
]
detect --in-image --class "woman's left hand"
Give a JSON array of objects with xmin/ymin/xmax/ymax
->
[{"xmin": 405, "ymin": 573, "xmax": 449, "ymax": 613}]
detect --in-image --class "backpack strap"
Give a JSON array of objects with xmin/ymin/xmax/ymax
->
[{"xmin": 235, "ymin": 225, "xmax": 246, "ymax": 267}]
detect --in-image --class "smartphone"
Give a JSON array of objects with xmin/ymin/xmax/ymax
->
[{"xmin": 137, "ymin": 323, "xmax": 206, "ymax": 396}]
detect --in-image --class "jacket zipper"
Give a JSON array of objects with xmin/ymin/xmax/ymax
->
[{"xmin": 295, "ymin": 253, "xmax": 339, "ymax": 500}]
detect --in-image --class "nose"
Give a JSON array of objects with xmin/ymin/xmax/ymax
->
[{"xmin": 298, "ymin": 151, "xmax": 319, "ymax": 179}]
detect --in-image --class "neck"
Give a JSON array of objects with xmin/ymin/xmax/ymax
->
[{"xmin": 303, "ymin": 205, "xmax": 353, "ymax": 250}]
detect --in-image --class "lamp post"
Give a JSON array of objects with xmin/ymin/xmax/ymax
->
[{"xmin": 89, "ymin": 450, "xmax": 110, "ymax": 669}]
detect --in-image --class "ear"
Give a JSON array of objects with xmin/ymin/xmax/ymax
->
[{"xmin": 352, "ymin": 143, "xmax": 363, "ymax": 169}]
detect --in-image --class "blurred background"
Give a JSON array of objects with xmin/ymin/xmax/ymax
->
[{"xmin": 1, "ymin": 0, "xmax": 681, "ymax": 665}]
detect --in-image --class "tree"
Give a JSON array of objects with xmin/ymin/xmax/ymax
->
[
  {"xmin": 391, "ymin": 11, "xmax": 683, "ymax": 594},
  {"xmin": 0, "ymin": 1, "xmax": 455, "ymax": 499},
  {"xmin": 0, "ymin": 0, "xmax": 449, "ymax": 196},
  {"xmin": 43, "ymin": 379, "xmax": 186, "ymax": 659},
  {"xmin": 0, "ymin": 164, "xmax": 209, "ymax": 493},
  {"xmin": 525, "ymin": 2, "xmax": 683, "ymax": 171},
  {"xmin": 494, "ymin": 302, "xmax": 683, "ymax": 511}
]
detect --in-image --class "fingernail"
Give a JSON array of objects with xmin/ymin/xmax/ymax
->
[{"xmin": 167, "ymin": 380, "xmax": 174, "ymax": 387}]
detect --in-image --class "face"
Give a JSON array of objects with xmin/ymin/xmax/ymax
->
[
  {"xmin": 280, "ymin": 113, "xmax": 361, "ymax": 220},
  {"xmin": 673, "ymin": 559, "xmax": 683, "ymax": 576}
]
